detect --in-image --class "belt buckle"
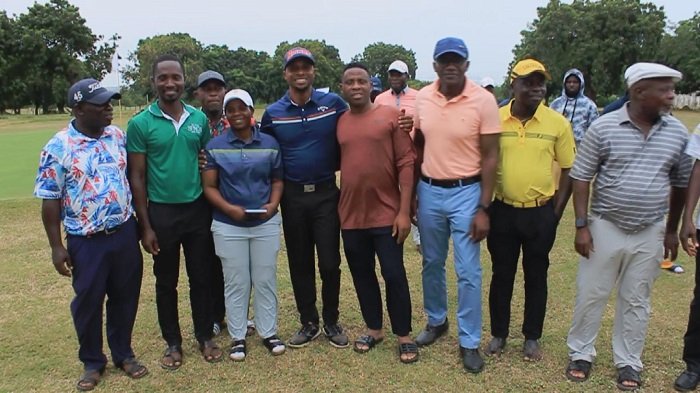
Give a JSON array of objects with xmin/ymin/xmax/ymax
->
[
  {"xmin": 104, "ymin": 226, "xmax": 118, "ymax": 235},
  {"xmin": 303, "ymin": 184, "xmax": 315, "ymax": 193}
]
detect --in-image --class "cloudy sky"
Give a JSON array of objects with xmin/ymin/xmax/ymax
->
[{"xmin": 4, "ymin": 0, "xmax": 698, "ymax": 87}]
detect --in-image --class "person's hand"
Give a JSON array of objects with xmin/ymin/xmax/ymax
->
[
  {"xmin": 410, "ymin": 197, "xmax": 418, "ymax": 226},
  {"xmin": 226, "ymin": 205, "xmax": 247, "ymax": 221},
  {"xmin": 680, "ymin": 219, "xmax": 698, "ymax": 257},
  {"xmin": 574, "ymin": 227, "xmax": 594, "ymax": 258},
  {"xmin": 198, "ymin": 149, "xmax": 208, "ymax": 171},
  {"xmin": 259, "ymin": 203, "xmax": 279, "ymax": 220},
  {"xmin": 51, "ymin": 245, "xmax": 72, "ymax": 277},
  {"xmin": 469, "ymin": 209, "xmax": 489, "ymax": 242},
  {"xmin": 141, "ymin": 227, "xmax": 160, "ymax": 255},
  {"xmin": 664, "ymin": 231, "xmax": 680, "ymax": 261},
  {"xmin": 392, "ymin": 212, "xmax": 411, "ymax": 244},
  {"xmin": 398, "ymin": 109, "xmax": 413, "ymax": 132}
]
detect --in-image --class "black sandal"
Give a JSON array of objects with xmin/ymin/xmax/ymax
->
[
  {"xmin": 199, "ymin": 339, "xmax": 223, "ymax": 363},
  {"xmin": 616, "ymin": 365, "xmax": 642, "ymax": 391},
  {"xmin": 160, "ymin": 345, "xmax": 183, "ymax": 371},
  {"xmin": 229, "ymin": 339, "xmax": 246, "ymax": 361},
  {"xmin": 565, "ymin": 359, "xmax": 592, "ymax": 382},
  {"xmin": 76, "ymin": 367, "xmax": 105, "ymax": 391},
  {"xmin": 353, "ymin": 335, "xmax": 383, "ymax": 354},
  {"xmin": 117, "ymin": 357, "xmax": 149, "ymax": 379},
  {"xmin": 398, "ymin": 342, "xmax": 420, "ymax": 364},
  {"xmin": 262, "ymin": 336, "xmax": 286, "ymax": 356}
]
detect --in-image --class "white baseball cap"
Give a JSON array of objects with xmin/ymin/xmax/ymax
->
[
  {"xmin": 480, "ymin": 77, "xmax": 495, "ymax": 88},
  {"xmin": 624, "ymin": 62, "xmax": 682, "ymax": 88},
  {"xmin": 388, "ymin": 60, "xmax": 409, "ymax": 75},
  {"xmin": 223, "ymin": 89, "xmax": 254, "ymax": 110}
]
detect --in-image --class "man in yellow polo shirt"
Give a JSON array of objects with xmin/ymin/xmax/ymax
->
[{"xmin": 484, "ymin": 58, "xmax": 575, "ymax": 361}]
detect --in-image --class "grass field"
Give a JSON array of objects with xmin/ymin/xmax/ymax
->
[{"xmin": 0, "ymin": 111, "xmax": 698, "ymax": 392}]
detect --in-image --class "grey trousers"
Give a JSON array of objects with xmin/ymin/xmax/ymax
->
[
  {"xmin": 567, "ymin": 215, "xmax": 663, "ymax": 371},
  {"xmin": 211, "ymin": 215, "xmax": 282, "ymax": 340}
]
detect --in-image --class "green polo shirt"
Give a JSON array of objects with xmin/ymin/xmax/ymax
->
[{"xmin": 127, "ymin": 101, "xmax": 211, "ymax": 203}]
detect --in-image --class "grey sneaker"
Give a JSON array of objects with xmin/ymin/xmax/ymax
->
[
  {"xmin": 287, "ymin": 323, "xmax": 321, "ymax": 348},
  {"xmin": 323, "ymin": 323, "xmax": 349, "ymax": 348},
  {"xmin": 415, "ymin": 318, "xmax": 449, "ymax": 347},
  {"xmin": 484, "ymin": 337, "xmax": 506, "ymax": 356},
  {"xmin": 523, "ymin": 339, "xmax": 543, "ymax": 361},
  {"xmin": 460, "ymin": 347, "xmax": 485, "ymax": 374}
]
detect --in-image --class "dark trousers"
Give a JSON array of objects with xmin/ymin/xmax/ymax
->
[
  {"xmin": 683, "ymin": 232, "xmax": 700, "ymax": 373},
  {"xmin": 148, "ymin": 196, "xmax": 215, "ymax": 345},
  {"xmin": 342, "ymin": 227, "xmax": 412, "ymax": 336},
  {"xmin": 486, "ymin": 199, "xmax": 557, "ymax": 340},
  {"xmin": 281, "ymin": 180, "xmax": 341, "ymax": 326},
  {"xmin": 211, "ymin": 253, "xmax": 226, "ymax": 325},
  {"xmin": 67, "ymin": 217, "xmax": 143, "ymax": 371}
]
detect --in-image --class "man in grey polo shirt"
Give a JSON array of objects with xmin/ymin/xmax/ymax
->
[{"xmin": 564, "ymin": 62, "xmax": 691, "ymax": 391}]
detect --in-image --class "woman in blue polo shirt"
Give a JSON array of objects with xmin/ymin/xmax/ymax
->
[{"xmin": 202, "ymin": 89, "xmax": 285, "ymax": 361}]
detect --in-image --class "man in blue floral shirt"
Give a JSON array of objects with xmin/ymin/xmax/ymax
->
[{"xmin": 34, "ymin": 79, "xmax": 148, "ymax": 391}]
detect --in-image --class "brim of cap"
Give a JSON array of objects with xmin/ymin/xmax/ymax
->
[
  {"xmin": 284, "ymin": 55, "xmax": 315, "ymax": 68},
  {"xmin": 434, "ymin": 49, "xmax": 468, "ymax": 60},
  {"xmin": 223, "ymin": 96, "xmax": 253, "ymax": 109},
  {"xmin": 198, "ymin": 78, "xmax": 225, "ymax": 88},
  {"xmin": 388, "ymin": 67, "xmax": 408, "ymax": 73},
  {"xmin": 512, "ymin": 70, "xmax": 552, "ymax": 82},
  {"xmin": 84, "ymin": 91, "xmax": 121, "ymax": 106}
]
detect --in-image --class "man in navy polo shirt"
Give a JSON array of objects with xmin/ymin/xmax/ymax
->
[{"xmin": 261, "ymin": 47, "xmax": 350, "ymax": 348}]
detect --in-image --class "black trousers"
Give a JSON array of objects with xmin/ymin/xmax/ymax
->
[
  {"xmin": 148, "ymin": 196, "xmax": 215, "ymax": 345},
  {"xmin": 67, "ymin": 217, "xmax": 143, "ymax": 371},
  {"xmin": 342, "ymin": 227, "xmax": 412, "ymax": 336},
  {"xmin": 486, "ymin": 199, "xmax": 557, "ymax": 340},
  {"xmin": 281, "ymin": 180, "xmax": 341, "ymax": 326},
  {"xmin": 683, "ymin": 232, "xmax": 700, "ymax": 373},
  {"xmin": 210, "ymin": 253, "xmax": 226, "ymax": 325}
]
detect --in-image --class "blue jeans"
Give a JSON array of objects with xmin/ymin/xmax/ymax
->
[{"xmin": 417, "ymin": 179, "xmax": 482, "ymax": 349}]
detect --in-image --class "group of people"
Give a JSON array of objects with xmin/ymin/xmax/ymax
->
[{"xmin": 33, "ymin": 36, "xmax": 699, "ymax": 392}]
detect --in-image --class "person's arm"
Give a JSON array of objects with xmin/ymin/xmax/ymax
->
[
  {"xmin": 572, "ymin": 179, "xmax": 593, "ymax": 258},
  {"xmin": 554, "ymin": 121, "xmax": 576, "ymax": 218},
  {"xmin": 471, "ymin": 133, "xmax": 499, "ymax": 241},
  {"xmin": 392, "ymin": 116, "xmax": 416, "ymax": 243},
  {"xmin": 411, "ymin": 128, "xmax": 425, "ymax": 223},
  {"xmin": 201, "ymin": 168, "xmax": 246, "ymax": 222},
  {"xmin": 41, "ymin": 199, "xmax": 72, "ymax": 277},
  {"xmin": 665, "ymin": 185, "xmax": 686, "ymax": 261},
  {"xmin": 127, "ymin": 152, "xmax": 159, "ymax": 255}
]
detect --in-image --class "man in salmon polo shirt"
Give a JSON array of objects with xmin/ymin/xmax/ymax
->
[{"xmin": 412, "ymin": 37, "xmax": 501, "ymax": 373}]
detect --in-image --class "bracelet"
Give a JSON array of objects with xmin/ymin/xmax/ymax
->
[{"xmin": 477, "ymin": 204, "xmax": 490, "ymax": 212}]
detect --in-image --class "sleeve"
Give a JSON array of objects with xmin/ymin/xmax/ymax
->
[
  {"xmin": 33, "ymin": 137, "xmax": 66, "ymax": 199},
  {"xmin": 260, "ymin": 110, "xmax": 275, "ymax": 137},
  {"xmin": 569, "ymin": 122, "xmax": 603, "ymax": 181},
  {"xmin": 270, "ymin": 140, "xmax": 284, "ymax": 180},
  {"xmin": 391, "ymin": 113, "xmax": 416, "ymax": 189},
  {"xmin": 554, "ymin": 120, "xmax": 576, "ymax": 169},
  {"xmin": 126, "ymin": 118, "xmax": 147, "ymax": 153},
  {"xmin": 203, "ymin": 139, "xmax": 219, "ymax": 171},
  {"xmin": 479, "ymin": 96, "xmax": 502, "ymax": 135}
]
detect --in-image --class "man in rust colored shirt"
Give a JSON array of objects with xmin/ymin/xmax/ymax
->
[{"xmin": 337, "ymin": 62, "xmax": 418, "ymax": 363}]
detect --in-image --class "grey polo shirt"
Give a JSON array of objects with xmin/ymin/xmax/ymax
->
[{"xmin": 570, "ymin": 103, "xmax": 692, "ymax": 233}]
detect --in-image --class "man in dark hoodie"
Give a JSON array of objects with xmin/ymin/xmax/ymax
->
[{"xmin": 550, "ymin": 69, "xmax": 599, "ymax": 146}]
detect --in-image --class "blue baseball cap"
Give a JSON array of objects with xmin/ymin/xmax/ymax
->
[
  {"xmin": 371, "ymin": 76, "xmax": 382, "ymax": 92},
  {"xmin": 283, "ymin": 47, "xmax": 315, "ymax": 69},
  {"xmin": 433, "ymin": 37, "xmax": 469, "ymax": 60},
  {"xmin": 67, "ymin": 78, "xmax": 120, "ymax": 108}
]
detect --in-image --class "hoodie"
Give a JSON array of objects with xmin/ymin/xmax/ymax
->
[{"xmin": 549, "ymin": 69, "xmax": 599, "ymax": 144}]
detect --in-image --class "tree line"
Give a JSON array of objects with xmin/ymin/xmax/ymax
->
[{"xmin": 0, "ymin": 0, "xmax": 698, "ymax": 114}]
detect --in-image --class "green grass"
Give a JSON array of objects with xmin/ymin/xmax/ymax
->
[{"xmin": 0, "ymin": 111, "xmax": 698, "ymax": 392}]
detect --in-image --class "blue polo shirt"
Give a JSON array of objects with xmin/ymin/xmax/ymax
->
[
  {"xmin": 260, "ymin": 89, "xmax": 348, "ymax": 183},
  {"xmin": 204, "ymin": 126, "xmax": 283, "ymax": 227}
]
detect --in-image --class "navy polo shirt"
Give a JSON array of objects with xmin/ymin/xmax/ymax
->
[
  {"xmin": 204, "ymin": 126, "xmax": 283, "ymax": 227},
  {"xmin": 260, "ymin": 89, "xmax": 348, "ymax": 183}
]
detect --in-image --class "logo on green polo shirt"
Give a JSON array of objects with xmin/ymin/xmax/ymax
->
[{"xmin": 186, "ymin": 123, "xmax": 203, "ymax": 135}]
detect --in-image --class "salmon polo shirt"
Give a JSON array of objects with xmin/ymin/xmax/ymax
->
[{"xmin": 414, "ymin": 78, "xmax": 501, "ymax": 179}]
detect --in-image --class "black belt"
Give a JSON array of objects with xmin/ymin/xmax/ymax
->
[
  {"xmin": 84, "ymin": 217, "xmax": 132, "ymax": 238},
  {"xmin": 284, "ymin": 178, "xmax": 336, "ymax": 193},
  {"xmin": 421, "ymin": 175, "xmax": 481, "ymax": 188}
]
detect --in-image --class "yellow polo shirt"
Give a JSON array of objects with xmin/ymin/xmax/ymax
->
[{"xmin": 496, "ymin": 102, "xmax": 575, "ymax": 203}]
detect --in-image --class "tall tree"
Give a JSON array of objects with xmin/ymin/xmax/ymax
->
[
  {"xmin": 124, "ymin": 33, "xmax": 204, "ymax": 101},
  {"xmin": 352, "ymin": 42, "xmax": 418, "ymax": 90},
  {"xmin": 16, "ymin": 0, "xmax": 117, "ymax": 114},
  {"xmin": 659, "ymin": 12, "xmax": 700, "ymax": 93},
  {"xmin": 0, "ymin": 11, "xmax": 28, "ymax": 113},
  {"xmin": 512, "ymin": 0, "xmax": 666, "ymax": 100},
  {"xmin": 201, "ymin": 44, "xmax": 272, "ymax": 103}
]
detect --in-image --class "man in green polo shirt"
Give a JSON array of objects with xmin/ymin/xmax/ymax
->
[{"xmin": 127, "ymin": 54, "xmax": 223, "ymax": 370}]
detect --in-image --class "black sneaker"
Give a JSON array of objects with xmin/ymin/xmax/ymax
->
[
  {"xmin": 415, "ymin": 318, "xmax": 449, "ymax": 347},
  {"xmin": 323, "ymin": 323, "xmax": 349, "ymax": 348},
  {"xmin": 460, "ymin": 347, "xmax": 485, "ymax": 374},
  {"xmin": 287, "ymin": 323, "xmax": 321, "ymax": 348}
]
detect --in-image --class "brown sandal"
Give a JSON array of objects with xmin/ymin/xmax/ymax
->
[
  {"xmin": 161, "ymin": 345, "xmax": 183, "ymax": 371},
  {"xmin": 117, "ymin": 357, "xmax": 149, "ymax": 379},
  {"xmin": 76, "ymin": 367, "xmax": 104, "ymax": 391},
  {"xmin": 199, "ymin": 339, "xmax": 223, "ymax": 363}
]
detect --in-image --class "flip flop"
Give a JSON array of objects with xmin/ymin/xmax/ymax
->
[
  {"xmin": 76, "ymin": 367, "xmax": 105, "ymax": 392},
  {"xmin": 616, "ymin": 365, "xmax": 642, "ymax": 391},
  {"xmin": 161, "ymin": 345, "xmax": 183, "ymax": 371},
  {"xmin": 117, "ymin": 357, "xmax": 149, "ymax": 379},
  {"xmin": 353, "ymin": 335, "xmax": 383, "ymax": 354},
  {"xmin": 398, "ymin": 342, "xmax": 420, "ymax": 364},
  {"xmin": 565, "ymin": 359, "xmax": 592, "ymax": 382}
]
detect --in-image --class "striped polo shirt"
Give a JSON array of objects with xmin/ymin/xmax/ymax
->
[
  {"xmin": 570, "ymin": 104, "xmax": 692, "ymax": 232},
  {"xmin": 204, "ymin": 126, "xmax": 283, "ymax": 227},
  {"xmin": 260, "ymin": 89, "xmax": 348, "ymax": 183}
]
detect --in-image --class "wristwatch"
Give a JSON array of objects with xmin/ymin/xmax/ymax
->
[{"xmin": 575, "ymin": 217, "xmax": 588, "ymax": 229}]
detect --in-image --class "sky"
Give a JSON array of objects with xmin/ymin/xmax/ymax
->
[{"xmin": 3, "ymin": 0, "xmax": 698, "ymax": 88}]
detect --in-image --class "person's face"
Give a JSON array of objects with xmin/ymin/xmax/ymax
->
[
  {"xmin": 341, "ymin": 67, "xmax": 371, "ymax": 107},
  {"xmin": 224, "ymin": 99, "xmax": 254, "ymax": 131},
  {"xmin": 284, "ymin": 58, "xmax": 315, "ymax": 91},
  {"xmin": 196, "ymin": 80, "xmax": 226, "ymax": 112},
  {"xmin": 74, "ymin": 100, "xmax": 114, "ymax": 131},
  {"xmin": 564, "ymin": 75, "xmax": 581, "ymax": 97},
  {"xmin": 512, "ymin": 72, "xmax": 547, "ymax": 109},
  {"xmin": 433, "ymin": 53, "xmax": 469, "ymax": 88},
  {"xmin": 636, "ymin": 78, "xmax": 676, "ymax": 115},
  {"xmin": 388, "ymin": 70, "xmax": 408, "ymax": 91},
  {"xmin": 152, "ymin": 60, "xmax": 185, "ymax": 103}
]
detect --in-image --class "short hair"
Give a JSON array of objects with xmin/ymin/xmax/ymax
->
[
  {"xmin": 342, "ymin": 62, "xmax": 370, "ymax": 77},
  {"xmin": 152, "ymin": 54, "xmax": 184, "ymax": 79}
]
